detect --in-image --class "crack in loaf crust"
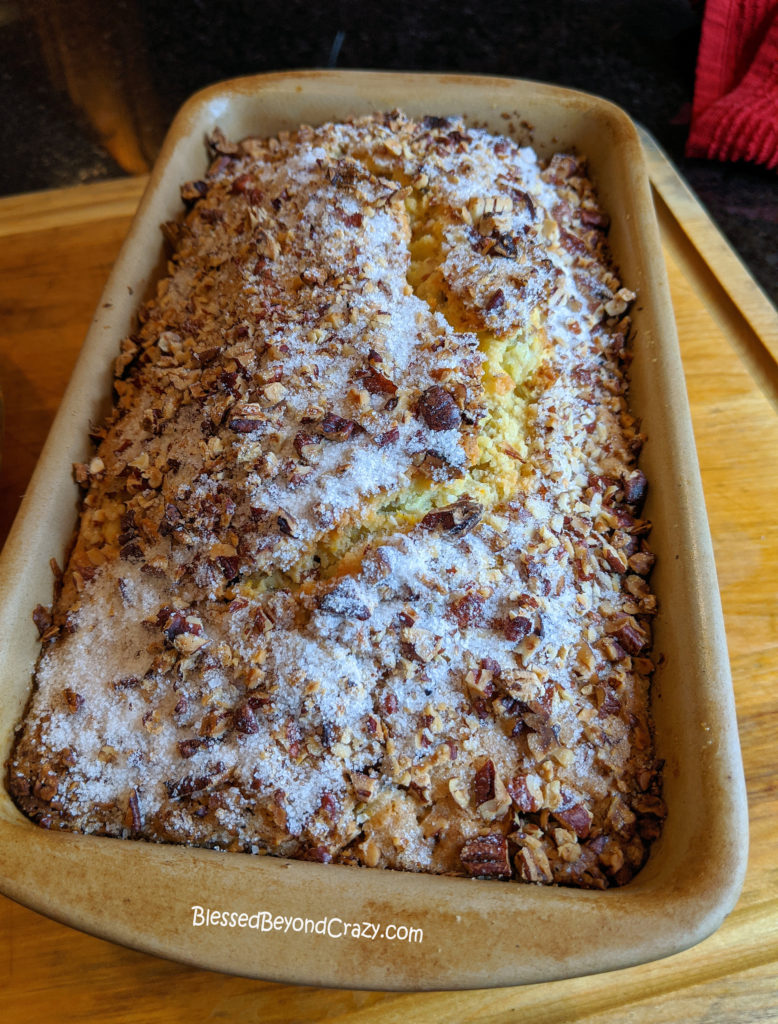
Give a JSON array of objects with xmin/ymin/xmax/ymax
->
[{"xmin": 7, "ymin": 112, "xmax": 666, "ymax": 887}]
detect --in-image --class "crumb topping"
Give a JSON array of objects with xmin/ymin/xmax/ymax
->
[{"xmin": 8, "ymin": 113, "xmax": 664, "ymax": 887}]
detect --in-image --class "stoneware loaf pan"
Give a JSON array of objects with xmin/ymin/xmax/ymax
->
[{"xmin": 0, "ymin": 71, "xmax": 748, "ymax": 990}]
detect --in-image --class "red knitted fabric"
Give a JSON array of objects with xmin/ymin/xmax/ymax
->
[{"xmin": 687, "ymin": 0, "xmax": 778, "ymax": 169}]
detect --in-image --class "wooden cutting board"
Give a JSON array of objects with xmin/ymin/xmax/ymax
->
[{"xmin": 0, "ymin": 139, "xmax": 776, "ymax": 1023}]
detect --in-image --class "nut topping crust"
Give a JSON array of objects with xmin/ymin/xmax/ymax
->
[{"xmin": 7, "ymin": 113, "xmax": 664, "ymax": 887}]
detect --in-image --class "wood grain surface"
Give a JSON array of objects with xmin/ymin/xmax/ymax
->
[{"xmin": 0, "ymin": 164, "xmax": 776, "ymax": 1022}]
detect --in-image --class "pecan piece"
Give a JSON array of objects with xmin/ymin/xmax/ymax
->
[
  {"xmin": 356, "ymin": 365, "xmax": 398, "ymax": 395},
  {"xmin": 320, "ymin": 413, "xmax": 357, "ymax": 441},
  {"xmin": 178, "ymin": 738, "xmax": 205, "ymax": 758},
  {"xmin": 234, "ymin": 703, "xmax": 259, "ymax": 734},
  {"xmin": 33, "ymin": 604, "xmax": 53, "ymax": 637},
  {"xmin": 158, "ymin": 608, "xmax": 207, "ymax": 655},
  {"xmin": 350, "ymin": 771, "xmax": 376, "ymax": 801},
  {"xmin": 623, "ymin": 469, "xmax": 648, "ymax": 506},
  {"xmin": 460, "ymin": 834, "xmax": 512, "ymax": 879},
  {"xmin": 124, "ymin": 789, "xmax": 142, "ymax": 833},
  {"xmin": 316, "ymin": 579, "xmax": 371, "ymax": 620},
  {"xmin": 465, "ymin": 666, "xmax": 496, "ymax": 701},
  {"xmin": 181, "ymin": 179, "xmax": 208, "ymax": 205},
  {"xmin": 420, "ymin": 495, "xmax": 482, "ymax": 536},
  {"xmin": 451, "ymin": 592, "xmax": 488, "ymax": 630},
  {"xmin": 207, "ymin": 128, "xmax": 238, "ymax": 156},
  {"xmin": 301, "ymin": 845, "xmax": 333, "ymax": 863},
  {"xmin": 607, "ymin": 615, "xmax": 649, "ymax": 655},
  {"xmin": 417, "ymin": 386, "xmax": 461, "ymax": 431},
  {"xmin": 628, "ymin": 551, "xmax": 655, "ymax": 576},
  {"xmin": 63, "ymin": 688, "xmax": 84, "ymax": 714},
  {"xmin": 553, "ymin": 803, "xmax": 593, "ymax": 839},
  {"xmin": 165, "ymin": 762, "xmax": 226, "ymax": 800},
  {"xmin": 33, "ymin": 604, "xmax": 58, "ymax": 642},
  {"xmin": 399, "ymin": 625, "xmax": 441, "ymax": 663},
  {"xmin": 516, "ymin": 845, "xmax": 553, "ymax": 884},
  {"xmin": 229, "ymin": 408, "xmax": 264, "ymax": 433},
  {"xmin": 277, "ymin": 511, "xmax": 298, "ymax": 537},
  {"xmin": 507, "ymin": 774, "xmax": 542, "ymax": 813},
  {"xmin": 293, "ymin": 431, "xmax": 321, "ymax": 463},
  {"xmin": 499, "ymin": 615, "xmax": 533, "ymax": 642},
  {"xmin": 474, "ymin": 759, "xmax": 496, "ymax": 805},
  {"xmin": 579, "ymin": 208, "xmax": 610, "ymax": 230},
  {"xmin": 602, "ymin": 544, "xmax": 629, "ymax": 574},
  {"xmin": 374, "ymin": 425, "xmax": 400, "ymax": 447}
]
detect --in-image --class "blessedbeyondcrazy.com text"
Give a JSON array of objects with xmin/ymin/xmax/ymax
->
[{"xmin": 191, "ymin": 905, "xmax": 423, "ymax": 943}]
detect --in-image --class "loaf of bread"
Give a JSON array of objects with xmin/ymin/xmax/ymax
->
[{"xmin": 7, "ymin": 113, "xmax": 665, "ymax": 886}]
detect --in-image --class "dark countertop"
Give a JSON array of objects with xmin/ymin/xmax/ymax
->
[{"xmin": 1, "ymin": 0, "xmax": 775, "ymax": 306}]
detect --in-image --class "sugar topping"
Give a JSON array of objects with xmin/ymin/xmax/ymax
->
[{"xmin": 8, "ymin": 113, "xmax": 664, "ymax": 888}]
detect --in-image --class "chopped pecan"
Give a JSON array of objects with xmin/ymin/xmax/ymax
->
[
  {"xmin": 374, "ymin": 425, "xmax": 400, "ymax": 447},
  {"xmin": 579, "ymin": 208, "xmax": 610, "ymax": 230},
  {"xmin": 499, "ymin": 615, "xmax": 532, "ymax": 642},
  {"xmin": 475, "ymin": 763, "xmax": 512, "ymax": 821},
  {"xmin": 606, "ymin": 615, "xmax": 649, "ymax": 655},
  {"xmin": 229, "ymin": 405, "xmax": 264, "ymax": 433},
  {"xmin": 158, "ymin": 606, "xmax": 191, "ymax": 640},
  {"xmin": 356, "ymin": 365, "xmax": 398, "ymax": 395},
  {"xmin": 300, "ymin": 266, "xmax": 328, "ymax": 286},
  {"xmin": 545, "ymin": 153, "xmax": 579, "ymax": 183},
  {"xmin": 623, "ymin": 469, "xmax": 648, "ymax": 506},
  {"xmin": 293, "ymin": 431, "xmax": 321, "ymax": 463},
  {"xmin": 417, "ymin": 386, "xmax": 461, "ymax": 431},
  {"xmin": 553, "ymin": 803, "xmax": 593, "ymax": 839},
  {"xmin": 350, "ymin": 771, "xmax": 376, "ymax": 801},
  {"xmin": 124, "ymin": 789, "xmax": 142, "ymax": 833},
  {"xmin": 113, "ymin": 676, "xmax": 140, "ymax": 691},
  {"xmin": 602, "ymin": 544, "xmax": 629, "ymax": 574},
  {"xmin": 33, "ymin": 604, "xmax": 57, "ymax": 641},
  {"xmin": 277, "ymin": 511, "xmax": 298, "ymax": 537},
  {"xmin": 216, "ymin": 555, "xmax": 240, "ymax": 581},
  {"xmin": 382, "ymin": 693, "xmax": 399, "ymax": 715},
  {"xmin": 234, "ymin": 703, "xmax": 259, "ymax": 734},
  {"xmin": 460, "ymin": 834, "xmax": 512, "ymax": 879},
  {"xmin": 256, "ymin": 230, "xmax": 281, "ymax": 260},
  {"xmin": 181, "ymin": 179, "xmax": 208, "ymax": 205},
  {"xmin": 450, "ymin": 592, "xmax": 487, "ymax": 629},
  {"xmin": 63, "ymin": 688, "xmax": 84, "ymax": 714},
  {"xmin": 158, "ymin": 608, "xmax": 207, "ymax": 655},
  {"xmin": 175, "ymin": 632, "xmax": 207, "ymax": 658},
  {"xmin": 633, "ymin": 794, "xmax": 667, "ymax": 817},
  {"xmin": 516, "ymin": 844, "xmax": 553, "ymax": 884},
  {"xmin": 448, "ymin": 777, "xmax": 469, "ymax": 807},
  {"xmin": 316, "ymin": 579, "xmax": 371, "ymax": 620},
  {"xmin": 207, "ymin": 128, "xmax": 239, "ymax": 156},
  {"xmin": 165, "ymin": 761, "xmax": 226, "ymax": 800},
  {"xmin": 262, "ymin": 382, "xmax": 286, "ymax": 405},
  {"xmin": 420, "ymin": 495, "xmax": 482, "ymax": 536},
  {"xmin": 465, "ymin": 667, "xmax": 495, "ymax": 700},
  {"xmin": 474, "ymin": 759, "xmax": 496, "ymax": 805},
  {"xmin": 628, "ymin": 551, "xmax": 655, "ymax": 576},
  {"xmin": 507, "ymin": 774, "xmax": 542, "ymax": 813},
  {"xmin": 120, "ymin": 540, "xmax": 144, "ymax": 562},
  {"xmin": 399, "ymin": 626, "xmax": 441, "ymax": 663},
  {"xmin": 301, "ymin": 845, "xmax": 333, "ymax": 863},
  {"xmin": 319, "ymin": 413, "xmax": 357, "ymax": 441},
  {"xmin": 178, "ymin": 738, "xmax": 205, "ymax": 758},
  {"xmin": 33, "ymin": 775, "xmax": 58, "ymax": 803}
]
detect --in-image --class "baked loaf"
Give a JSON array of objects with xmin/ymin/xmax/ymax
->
[{"xmin": 8, "ymin": 113, "xmax": 665, "ymax": 887}]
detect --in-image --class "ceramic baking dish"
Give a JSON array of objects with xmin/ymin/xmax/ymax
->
[{"xmin": 0, "ymin": 71, "xmax": 748, "ymax": 990}]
